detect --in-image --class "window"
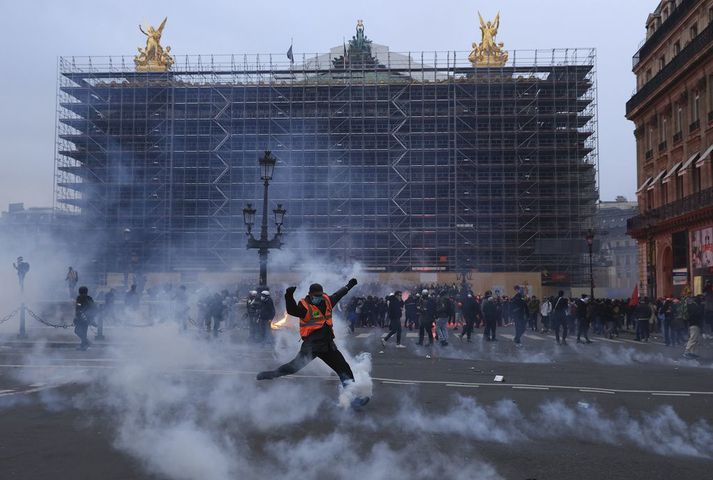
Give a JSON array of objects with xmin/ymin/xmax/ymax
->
[
  {"xmin": 690, "ymin": 23, "xmax": 698, "ymax": 39},
  {"xmin": 646, "ymin": 69, "xmax": 652, "ymax": 82},
  {"xmin": 676, "ymin": 174, "xmax": 684, "ymax": 199},
  {"xmin": 709, "ymin": 75, "xmax": 713, "ymax": 112},
  {"xmin": 647, "ymin": 189, "xmax": 655, "ymax": 210},
  {"xmin": 662, "ymin": 182, "xmax": 669, "ymax": 205},
  {"xmin": 709, "ymin": 6, "xmax": 713, "ymax": 23},
  {"xmin": 660, "ymin": 116, "xmax": 668, "ymax": 142},
  {"xmin": 693, "ymin": 166, "xmax": 702, "ymax": 193},
  {"xmin": 675, "ymin": 105, "xmax": 683, "ymax": 133},
  {"xmin": 691, "ymin": 90, "xmax": 700, "ymax": 123},
  {"xmin": 673, "ymin": 40, "xmax": 681, "ymax": 55},
  {"xmin": 647, "ymin": 125, "xmax": 654, "ymax": 150},
  {"xmin": 659, "ymin": 55, "xmax": 666, "ymax": 70}
]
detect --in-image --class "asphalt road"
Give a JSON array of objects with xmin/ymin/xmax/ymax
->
[{"xmin": 0, "ymin": 323, "xmax": 711, "ymax": 480}]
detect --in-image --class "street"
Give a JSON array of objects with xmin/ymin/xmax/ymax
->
[{"xmin": 0, "ymin": 322, "xmax": 711, "ymax": 480}]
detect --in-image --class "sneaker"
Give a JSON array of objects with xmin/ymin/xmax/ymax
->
[
  {"xmin": 396, "ymin": 344, "xmax": 406, "ymax": 349},
  {"xmin": 256, "ymin": 371, "xmax": 276, "ymax": 380},
  {"xmin": 381, "ymin": 337, "xmax": 387, "ymax": 348},
  {"xmin": 425, "ymin": 354, "xmax": 432, "ymax": 359},
  {"xmin": 515, "ymin": 343, "xmax": 523, "ymax": 349}
]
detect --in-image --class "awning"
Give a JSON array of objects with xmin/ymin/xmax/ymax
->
[
  {"xmin": 647, "ymin": 169, "xmax": 666, "ymax": 190},
  {"xmin": 662, "ymin": 161, "xmax": 683, "ymax": 183},
  {"xmin": 695, "ymin": 144, "xmax": 713, "ymax": 167},
  {"xmin": 636, "ymin": 176, "xmax": 653, "ymax": 194},
  {"xmin": 678, "ymin": 151, "xmax": 700, "ymax": 176}
]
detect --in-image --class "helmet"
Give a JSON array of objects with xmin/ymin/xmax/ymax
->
[
  {"xmin": 249, "ymin": 290, "xmax": 258, "ymax": 296},
  {"xmin": 421, "ymin": 289, "xmax": 429, "ymax": 295},
  {"xmin": 261, "ymin": 290, "xmax": 270, "ymax": 296}
]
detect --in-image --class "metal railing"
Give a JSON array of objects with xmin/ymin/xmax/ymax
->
[
  {"xmin": 627, "ymin": 19, "xmax": 713, "ymax": 115},
  {"xmin": 627, "ymin": 185, "xmax": 713, "ymax": 232}
]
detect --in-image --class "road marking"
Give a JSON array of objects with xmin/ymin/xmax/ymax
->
[
  {"xmin": 579, "ymin": 389, "xmax": 616, "ymax": 395},
  {"xmin": 0, "ymin": 385, "xmax": 58, "ymax": 398},
  {"xmin": 446, "ymin": 384, "xmax": 479, "ymax": 388},
  {"xmin": 0, "ymin": 363, "xmax": 708, "ymax": 398},
  {"xmin": 598, "ymin": 338, "xmax": 624, "ymax": 344},
  {"xmin": 524, "ymin": 334, "xmax": 545, "ymax": 341},
  {"xmin": 0, "ymin": 389, "xmax": 15, "ymax": 394},
  {"xmin": 406, "ymin": 333, "xmax": 419, "ymax": 338},
  {"xmin": 500, "ymin": 334, "xmax": 514, "ymax": 340},
  {"xmin": 355, "ymin": 333, "xmax": 370, "ymax": 338}
]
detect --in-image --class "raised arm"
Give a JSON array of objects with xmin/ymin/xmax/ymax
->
[
  {"xmin": 285, "ymin": 286, "xmax": 307, "ymax": 318},
  {"xmin": 329, "ymin": 278, "xmax": 358, "ymax": 306}
]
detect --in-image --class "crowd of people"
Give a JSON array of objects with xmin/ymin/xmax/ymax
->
[{"xmin": 344, "ymin": 282, "xmax": 712, "ymax": 360}]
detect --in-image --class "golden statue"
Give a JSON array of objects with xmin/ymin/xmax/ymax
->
[
  {"xmin": 468, "ymin": 12, "xmax": 509, "ymax": 67},
  {"xmin": 134, "ymin": 17, "xmax": 174, "ymax": 72}
]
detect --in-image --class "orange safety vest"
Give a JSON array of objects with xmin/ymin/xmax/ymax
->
[{"xmin": 298, "ymin": 294, "xmax": 333, "ymax": 338}]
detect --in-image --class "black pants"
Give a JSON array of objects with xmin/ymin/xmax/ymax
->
[
  {"xmin": 514, "ymin": 317, "xmax": 527, "ymax": 344},
  {"xmin": 384, "ymin": 317, "xmax": 402, "ymax": 344},
  {"xmin": 418, "ymin": 320, "xmax": 434, "ymax": 345},
  {"xmin": 554, "ymin": 314, "xmax": 568, "ymax": 342},
  {"xmin": 462, "ymin": 317, "xmax": 475, "ymax": 340},
  {"xmin": 269, "ymin": 342, "xmax": 355, "ymax": 387},
  {"xmin": 577, "ymin": 319, "xmax": 590, "ymax": 342},
  {"xmin": 74, "ymin": 321, "xmax": 89, "ymax": 348},
  {"xmin": 483, "ymin": 318, "xmax": 497, "ymax": 340}
]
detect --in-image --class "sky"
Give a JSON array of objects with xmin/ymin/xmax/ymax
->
[{"xmin": 0, "ymin": 0, "xmax": 655, "ymax": 209}]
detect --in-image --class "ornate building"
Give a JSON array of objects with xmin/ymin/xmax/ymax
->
[
  {"xmin": 55, "ymin": 17, "xmax": 597, "ymax": 280},
  {"xmin": 627, "ymin": 0, "xmax": 713, "ymax": 298}
]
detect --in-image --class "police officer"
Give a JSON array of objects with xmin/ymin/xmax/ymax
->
[
  {"xmin": 382, "ymin": 291, "xmax": 406, "ymax": 348},
  {"xmin": 258, "ymin": 290, "xmax": 275, "ymax": 343}
]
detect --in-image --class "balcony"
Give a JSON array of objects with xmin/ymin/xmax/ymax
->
[
  {"xmin": 627, "ymin": 20, "xmax": 713, "ymax": 116},
  {"xmin": 709, "ymin": 111, "xmax": 713, "ymax": 123},
  {"xmin": 673, "ymin": 131, "xmax": 683, "ymax": 144},
  {"xmin": 658, "ymin": 141, "xmax": 667, "ymax": 152},
  {"xmin": 632, "ymin": 0, "xmax": 696, "ymax": 69},
  {"xmin": 645, "ymin": 149, "xmax": 654, "ymax": 160},
  {"xmin": 627, "ymin": 186, "xmax": 713, "ymax": 234},
  {"xmin": 690, "ymin": 119, "xmax": 701, "ymax": 132}
]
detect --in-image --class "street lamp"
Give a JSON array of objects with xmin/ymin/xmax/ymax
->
[
  {"xmin": 585, "ymin": 229, "xmax": 595, "ymax": 299},
  {"xmin": 244, "ymin": 151, "xmax": 286, "ymax": 287}
]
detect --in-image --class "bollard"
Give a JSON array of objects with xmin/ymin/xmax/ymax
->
[
  {"xmin": 95, "ymin": 314, "xmax": 105, "ymax": 341},
  {"xmin": 18, "ymin": 303, "xmax": 27, "ymax": 339}
]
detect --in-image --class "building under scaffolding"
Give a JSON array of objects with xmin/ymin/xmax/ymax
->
[{"xmin": 55, "ymin": 25, "xmax": 598, "ymax": 284}]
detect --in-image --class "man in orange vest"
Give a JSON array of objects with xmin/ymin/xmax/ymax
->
[{"xmin": 256, "ymin": 278, "xmax": 368, "ymax": 405}]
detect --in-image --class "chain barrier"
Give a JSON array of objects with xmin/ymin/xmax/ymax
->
[
  {"xmin": 25, "ymin": 307, "xmax": 73, "ymax": 329},
  {"xmin": 0, "ymin": 308, "xmax": 20, "ymax": 326}
]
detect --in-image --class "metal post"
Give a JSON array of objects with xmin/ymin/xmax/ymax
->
[
  {"xmin": 18, "ymin": 303, "xmax": 27, "ymax": 339},
  {"xmin": 588, "ymin": 243, "xmax": 594, "ymax": 299},
  {"xmin": 95, "ymin": 313, "xmax": 105, "ymax": 341},
  {"xmin": 260, "ymin": 178, "xmax": 270, "ymax": 287}
]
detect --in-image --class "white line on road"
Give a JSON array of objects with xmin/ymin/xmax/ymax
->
[
  {"xmin": 651, "ymin": 392, "xmax": 691, "ymax": 397},
  {"xmin": 382, "ymin": 381, "xmax": 416, "ymax": 386},
  {"xmin": 524, "ymin": 334, "xmax": 546, "ymax": 341},
  {"xmin": 578, "ymin": 389, "xmax": 616, "ymax": 395},
  {"xmin": 0, "ymin": 385, "xmax": 58, "ymax": 398},
  {"xmin": 513, "ymin": 386, "xmax": 550, "ymax": 391},
  {"xmin": 355, "ymin": 333, "xmax": 371, "ymax": 338},
  {"xmin": 0, "ymin": 389, "xmax": 15, "ymax": 394},
  {"xmin": 446, "ymin": 384, "xmax": 479, "ymax": 388}
]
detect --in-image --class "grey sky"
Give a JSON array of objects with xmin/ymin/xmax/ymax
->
[{"xmin": 0, "ymin": 0, "xmax": 654, "ymax": 209}]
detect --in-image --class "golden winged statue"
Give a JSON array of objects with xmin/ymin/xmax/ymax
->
[
  {"xmin": 134, "ymin": 17, "xmax": 174, "ymax": 72},
  {"xmin": 468, "ymin": 11, "xmax": 508, "ymax": 67}
]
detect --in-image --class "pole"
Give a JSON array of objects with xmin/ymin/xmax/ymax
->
[
  {"xmin": 588, "ymin": 244, "xmax": 594, "ymax": 299},
  {"xmin": 18, "ymin": 303, "xmax": 27, "ymax": 339},
  {"xmin": 260, "ymin": 178, "xmax": 270, "ymax": 288}
]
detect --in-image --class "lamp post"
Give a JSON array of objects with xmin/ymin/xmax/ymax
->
[
  {"xmin": 585, "ymin": 229, "xmax": 595, "ymax": 299},
  {"xmin": 243, "ymin": 151, "xmax": 286, "ymax": 288}
]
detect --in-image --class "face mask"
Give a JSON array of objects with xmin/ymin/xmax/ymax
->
[{"xmin": 311, "ymin": 295, "xmax": 323, "ymax": 304}]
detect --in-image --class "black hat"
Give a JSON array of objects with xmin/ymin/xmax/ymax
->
[{"xmin": 309, "ymin": 283, "xmax": 324, "ymax": 294}]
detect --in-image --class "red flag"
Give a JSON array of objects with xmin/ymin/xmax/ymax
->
[{"xmin": 629, "ymin": 285, "xmax": 639, "ymax": 307}]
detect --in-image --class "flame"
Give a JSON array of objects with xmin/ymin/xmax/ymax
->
[{"xmin": 271, "ymin": 312, "xmax": 289, "ymax": 330}]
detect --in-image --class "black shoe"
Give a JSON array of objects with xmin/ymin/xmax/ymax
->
[{"xmin": 256, "ymin": 371, "xmax": 276, "ymax": 381}]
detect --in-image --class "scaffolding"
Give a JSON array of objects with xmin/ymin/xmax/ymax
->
[{"xmin": 55, "ymin": 34, "xmax": 598, "ymax": 284}]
